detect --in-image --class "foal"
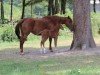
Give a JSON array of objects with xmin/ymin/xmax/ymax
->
[{"xmin": 40, "ymin": 24, "xmax": 62, "ymax": 53}]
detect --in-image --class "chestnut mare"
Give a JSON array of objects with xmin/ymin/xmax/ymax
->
[{"xmin": 15, "ymin": 16, "xmax": 73, "ymax": 54}]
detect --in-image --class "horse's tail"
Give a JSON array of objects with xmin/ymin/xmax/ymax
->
[{"xmin": 15, "ymin": 19, "xmax": 26, "ymax": 40}]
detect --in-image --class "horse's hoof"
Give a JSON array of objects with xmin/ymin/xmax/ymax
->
[
  {"xmin": 54, "ymin": 48, "xmax": 57, "ymax": 50},
  {"xmin": 50, "ymin": 50, "xmax": 53, "ymax": 52},
  {"xmin": 20, "ymin": 52, "xmax": 24, "ymax": 55},
  {"xmin": 49, "ymin": 48, "xmax": 52, "ymax": 51}
]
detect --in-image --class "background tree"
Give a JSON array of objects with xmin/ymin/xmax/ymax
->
[
  {"xmin": 93, "ymin": 0, "xmax": 96, "ymax": 13},
  {"xmin": 21, "ymin": 0, "xmax": 26, "ymax": 19},
  {"xmin": 70, "ymin": 0, "xmax": 96, "ymax": 50},
  {"xmin": 10, "ymin": 0, "xmax": 13, "ymax": 21},
  {"xmin": 48, "ymin": 0, "xmax": 55, "ymax": 15},
  {"xmin": 54, "ymin": 0, "xmax": 59, "ymax": 14},
  {"xmin": 0, "ymin": 0, "xmax": 4, "ymax": 23},
  {"xmin": 61, "ymin": 0, "xmax": 66, "ymax": 14},
  {"xmin": 30, "ymin": 0, "xmax": 33, "ymax": 17},
  {"xmin": 48, "ymin": 0, "xmax": 67, "ymax": 15}
]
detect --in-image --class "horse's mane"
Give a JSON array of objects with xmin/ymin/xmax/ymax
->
[{"xmin": 43, "ymin": 16, "xmax": 62, "ymax": 24}]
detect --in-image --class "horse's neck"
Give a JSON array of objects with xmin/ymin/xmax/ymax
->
[
  {"xmin": 44, "ymin": 16, "xmax": 60, "ymax": 23},
  {"xmin": 59, "ymin": 17, "xmax": 65, "ymax": 24}
]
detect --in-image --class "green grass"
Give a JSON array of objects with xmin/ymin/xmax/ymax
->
[
  {"xmin": 0, "ymin": 33, "xmax": 73, "ymax": 50},
  {"xmin": 0, "ymin": 55, "xmax": 100, "ymax": 75}
]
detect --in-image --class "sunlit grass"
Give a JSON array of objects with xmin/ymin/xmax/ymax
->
[
  {"xmin": 1, "ymin": 55, "xmax": 100, "ymax": 75},
  {"xmin": 0, "ymin": 35, "xmax": 99, "ymax": 51}
]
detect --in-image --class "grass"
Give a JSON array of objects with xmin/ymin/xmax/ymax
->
[
  {"xmin": 0, "ymin": 35, "xmax": 100, "ymax": 75},
  {"xmin": 0, "ymin": 37, "xmax": 72, "ymax": 50},
  {"xmin": 0, "ymin": 33, "xmax": 100, "ymax": 50},
  {"xmin": 0, "ymin": 29, "xmax": 73, "ymax": 50},
  {"xmin": 1, "ymin": 54, "xmax": 100, "ymax": 75}
]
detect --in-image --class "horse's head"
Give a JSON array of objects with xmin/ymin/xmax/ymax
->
[{"xmin": 62, "ymin": 16, "xmax": 74, "ymax": 32}]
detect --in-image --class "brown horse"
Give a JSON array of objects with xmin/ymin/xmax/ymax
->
[
  {"xmin": 39, "ymin": 23, "xmax": 62, "ymax": 53},
  {"xmin": 15, "ymin": 16, "xmax": 73, "ymax": 54}
]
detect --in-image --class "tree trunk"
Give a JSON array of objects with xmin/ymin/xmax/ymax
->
[
  {"xmin": 93, "ymin": 0, "xmax": 96, "ymax": 13},
  {"xmin": 48, "ymin": 0, "xmax": 55, "ymax": 15},
  {"xmin": 61, "ymin": 0, "xmax": 66, "ymax": 14},
  {"xmin": 10, "ymin": 0, "xmax": 13, "ymax": 21},
  {"xmin": 0, "ymin": 0, "xmax": 4, "ymax": 24},
  {"xmin": 54, "ymin": 0, "xmax": 59, "ymax": 14},
  {"xmin": 30, "ymin": 1, "xmax": 33, "ymax": 17},
  {"xmin": 21, "ymin": 0, "xmax": 26, "ymax": 19},
  {"xmin": 70, "ymin": 0, "xmax": 96, "ymax": 50}
]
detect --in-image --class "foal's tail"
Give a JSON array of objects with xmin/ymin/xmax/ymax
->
[{"xmin": 15, "ymin": 19, "xmax": 26, "ymax": 40}]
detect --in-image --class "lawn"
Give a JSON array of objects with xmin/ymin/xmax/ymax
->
[
  {"xmin": 0, "ymin": 35, "xmax": 100, "ymax": 75},
  {"xmin": 0, "ymin": 54, "xmax": 100, "ymax": 75}
]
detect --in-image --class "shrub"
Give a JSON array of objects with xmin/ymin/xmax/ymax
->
[{"xmin": 0, "ymin": 25, "xmax": 17, "ymax": 42}]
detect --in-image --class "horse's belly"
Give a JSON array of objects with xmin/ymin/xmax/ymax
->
[{"xmin": 31, "ymin": 29, "xmax": 42, "ymax": 35}]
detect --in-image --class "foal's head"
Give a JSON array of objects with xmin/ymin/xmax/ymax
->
[{"xmin": 61, "ymin": 16, "xmax": 74, "ymax": 32}]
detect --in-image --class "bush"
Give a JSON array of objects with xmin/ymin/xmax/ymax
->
[
  {"xmin": 91, "ymin": 13, "xmax": 100, "ymax": 36},
  {"xmin": 0, "ymin": 25, "xmax": 17, "ymax": 42}
]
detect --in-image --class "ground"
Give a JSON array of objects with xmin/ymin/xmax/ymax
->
[
  {"xmin": 0, "ymin": 45, "xmax": 100, "ymax": 61},
  {"xmin": 0, "ymin": 39, "xmax": 100, "ymax": 75}
]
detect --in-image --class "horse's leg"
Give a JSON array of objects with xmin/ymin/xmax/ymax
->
[
  {"xmin": 49, "ymin": 38, "xmax": 53, "ymax": 52},
  {"xmin": 54, "ymin": 36, "xmax": 58, "ymax": 50},
  {"xmin": 20, "ymin": 36, "xmax": 25, "ymax": 55},
  {"xmin": 20, "ymin": 33, "xmax": 29, "ymax": 55},
  {"xmin": 40, "ymin": 36, "xmax": 48, "ymax": 54},
  {"xmin": 40, "ymin": 41, "xmax": 46, "ymax": 54}
]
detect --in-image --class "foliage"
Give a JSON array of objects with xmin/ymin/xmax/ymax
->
[
  {"xmin": 2, "ymin": 0, "xmax": 73, "ymax": 19},
  {"xmin": 91, "ymin": 12, "xmax": 100, "ymax": 36},
  {"xmin": 0, "ymin": 25, "xmax": 17, "ymax": 42},
  {"xmin": 3, "ymin": 3, "xmax": 21, "ymax": 20},
  {"xmin": 25, "ymin": 1, "xmax": 48, "ymax": 18}
]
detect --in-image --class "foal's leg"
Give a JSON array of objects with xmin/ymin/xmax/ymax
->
[
  {"xmin": 49, "ymin": 38, "xmax": 53, "ymax": 52},
  {"xmin": 54, "ymin": 36, "xmax": 58, "ymax": 50},
  {"xmin": 40, "ymin": 36, "xmax": 48, "ymax": 54}
]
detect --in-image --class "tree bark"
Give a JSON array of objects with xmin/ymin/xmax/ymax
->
[
  {"xmin": 70, "ymin": 0, "xmax": 96, "ymax": 50},
  {"xmin": 48, "ymin": 0, "xmax": 55, "ymax": 15},
  {"xmin": 93, "ymin": 0, "xmax": 96, "ymax": 13},
  {"xmin": 54, "ymin": 0, "xmax": 59, "ymax": 14},
  {"xmin": 0, "ymin": 0, "xmax": 4, "ymax": 24},
  {"xmin": 21, "ymin": 0, "xmax": 26, "ymax": 19},
  {"xmin": 30, "ymin": 1, "xmax": 33, "ymax": 17},
  {"xmin": 10, "ymin": 0, "xmax": 13, "ymax": 21},
  {"xmin": 61, "ymin": 0, "xmax": 66, "ymax": 14}
]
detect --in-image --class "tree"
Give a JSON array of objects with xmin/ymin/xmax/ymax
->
[
  {"xmin": 0, "ymin": 0, "xmax": 4, "ymax": 23},
  {"xmin": 93, "ymin": 0, "xmax": 96, "ymax": 13},
  {"xmin": 54, "ymin": 0, "xmax": 59, "ymax": 14},
  {"xmin": 21, "ymin": 0, "xmax": 26, "ymax": 19},
  {"xmin": 70, "ymin": 0, "xmax": 96, "ymax": 50},
  {"xmin": 48, "ymin": 0, "xmax": 55, "ymax": 15},
  {"xmin": 25, "ymin": 0, "xmax": 68, "ymax": 16},
  {"xmin": 30, "ymin": 0, "xmax": 33, "ymax": 17},
  {"xmin": 61, "ymin": 0, "xmax": 66, "ymax": 14},
  {"xmin": 10, "ymin": 0, "xmax": 13, "ymax": 21}
]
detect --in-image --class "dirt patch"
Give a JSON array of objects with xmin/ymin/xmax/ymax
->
[{"xmin": 0, "ymin": 46, "xmax": 100, "ymax": 61}]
